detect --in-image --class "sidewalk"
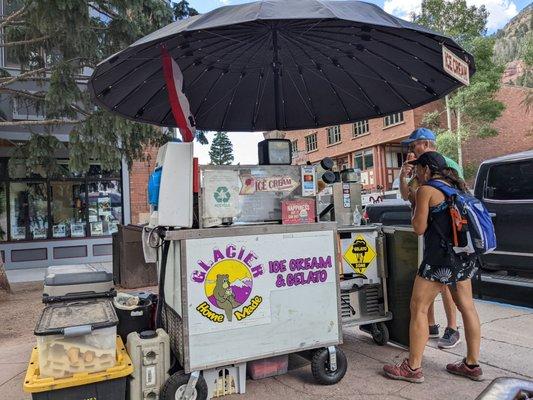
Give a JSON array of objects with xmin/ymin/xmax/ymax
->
[
  {"xmin": 1, "ymin": 282, "xmax": 531, "ymax": 400},
  {"xmin": 5, "ymin": 262, "xmax": 112, "ymax": 283}
]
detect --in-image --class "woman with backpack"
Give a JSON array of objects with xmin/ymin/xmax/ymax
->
[{"xmin": 383, "ymin": 151, "xmax": 483, "ymax": 383}]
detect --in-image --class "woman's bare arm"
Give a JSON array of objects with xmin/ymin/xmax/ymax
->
[{"xmin": 412, "ymin": 186, "xmax": 432, "ymax": 235}]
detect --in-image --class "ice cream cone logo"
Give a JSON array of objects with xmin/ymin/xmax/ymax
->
[
  {"xmin": 343, "ymin": 235, "xmax": 377, "ymax": 277},
  {"xmin": 352, "ymin": 239, "xmax": 368, "ymax": 263}
]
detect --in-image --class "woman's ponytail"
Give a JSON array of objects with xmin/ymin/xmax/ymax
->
[{"xmin": 438, "ymin": 168, "xmax": 468, "ymax": 192}]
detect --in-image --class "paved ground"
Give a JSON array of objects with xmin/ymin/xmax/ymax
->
[{"xmin": 1, "ymin": 279, "xmax": 532, "ymax": 400}]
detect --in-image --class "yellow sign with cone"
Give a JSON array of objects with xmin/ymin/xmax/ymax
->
[{"xmin": 343, "ymin": 234, "xmax": 377, "ymax": 277}]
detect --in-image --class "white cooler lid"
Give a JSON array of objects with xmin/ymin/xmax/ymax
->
[{"xmin": 45, "ymin": 264, "xmax": 113, "ymax": 286}]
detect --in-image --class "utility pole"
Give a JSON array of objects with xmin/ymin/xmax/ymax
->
[
  {"xmin": 445, "ymin": 95, "xmax": 452, "ymax": 131},
  {"xmin": 457, "ymin": 109, "xmax": 463, "ymax": 169}
]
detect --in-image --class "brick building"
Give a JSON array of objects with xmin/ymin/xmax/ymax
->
[
  {"xmin": 129, "ymin": 146, "xmax": 159, "ymax": 225},
  {"xmin": 462, "ymin": 85, "xmax": 533, "ymax": 173},
  {"xmin": 285, "ymin": 101, "xmax": 445, "ymax": 191}
]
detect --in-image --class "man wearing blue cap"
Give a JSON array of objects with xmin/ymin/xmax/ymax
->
[
  {"xmin": 400, "ymin": 128, "xmax": 463, "ymax": 202},
  {"xmin": 399, "ymin": 127, "xmax": 463, "ymax": 350}
]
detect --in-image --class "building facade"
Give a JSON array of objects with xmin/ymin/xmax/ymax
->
[
  {"xmin": 286, "ymin": 101, "xmax": 445, "ymax": 191},
  {"xmin": 0, "ymin": 0, "xmax": 132, "ymax": 270}
]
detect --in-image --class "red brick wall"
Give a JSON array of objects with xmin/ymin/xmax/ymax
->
[
  {"xmin": 463, "ymin": 85, "xmax": 533, "ymax": 168},
  {"xmin": 129, "ymin": 146, "xmax": 159, "ymax": 225}
]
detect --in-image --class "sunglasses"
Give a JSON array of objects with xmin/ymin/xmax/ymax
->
[{"xmin": 408, "ymin": 140, "xmax": 425, "ymax": 152}]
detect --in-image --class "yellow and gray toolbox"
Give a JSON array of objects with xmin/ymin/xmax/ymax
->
[
  {"xmin": 23, "ymin": 336, "xmax": 133, "ymax": 400},
  {"xmin": 43, "ymin": 265, "xmax": 115, "ymax": 303}
]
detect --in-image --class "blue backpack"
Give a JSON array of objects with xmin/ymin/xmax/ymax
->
[{"xmin": 426, "ymin": 180, "xmax": 497, "ymax": 256}]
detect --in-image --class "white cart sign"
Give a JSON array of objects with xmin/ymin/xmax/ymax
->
[
  {"xmin": 186, "ymin": 231, "xmax": 336, "ymax": 335},
  {"xmin": 442, "ymin": 46, "xmax": 470, "ymax": 86},
  {"xmin": 203, "ymin": 170, "xmax": 240, "ymax": 219}
]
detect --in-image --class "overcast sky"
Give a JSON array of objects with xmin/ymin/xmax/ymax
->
[{"xmin": 188, "ymin": 0, "xmax": 528, "ymax": 165}]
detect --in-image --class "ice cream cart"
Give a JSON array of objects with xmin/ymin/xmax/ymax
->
[{"xmin": 146, "ymin": 141, "xmax": 347, "ymax": 399}]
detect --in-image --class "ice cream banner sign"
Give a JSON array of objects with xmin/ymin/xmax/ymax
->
[{"xmin": 239, "ymin": 175, "xmax": 299, "ymax": 195}]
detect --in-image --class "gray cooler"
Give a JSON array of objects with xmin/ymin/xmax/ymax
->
[{"xmin": 43, "ymin": 265, "xmax": 116, "ymax": 303}]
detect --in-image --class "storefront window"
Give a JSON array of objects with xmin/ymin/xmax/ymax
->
[
  {"xmin": 88, "ymin": 165, "xmax": 119, "ymax": 178},
  {"xmin": 88, "ymin": 180, "xmax": 122, "ymax": 236},
  {"xmin": 354, "ymin": 150, "xmax": 374, "ymax": 170},
  {"xmin": 9, "ymin": 162, "xmax": 46, "ymax": 179},
  {"xmin": 9, "ymin": 182, "xmax": 48, "ymax": 240},
  {"xmin": 51, "ymin": 182, "xmax": 87, "ymax": 238},
  {"xmin": 354, "ymin": 153, "xmax": 363, "ymax": 170},
  {"xmin": 0, "ymin": 158, "xmax": 122, "ymax": 242},
  {"xmin": 0, "ymin": 183, "xmax": 7, "ymax": 241},
  {"xmin": 364, "ymin": 151, "xmax": 374, "ymax": 169}
]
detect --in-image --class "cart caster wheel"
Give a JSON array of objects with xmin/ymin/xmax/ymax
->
[
  {"xmin": 311, "ymin": 347, "xmax": 347, "ymax": 385},
  {"xmin": 372, "ymin": 322, "xmax": 389, "ymax": 346},
  {"xmin": 161, "ymin": 371, "xmax": 208, "ymax": 400}
]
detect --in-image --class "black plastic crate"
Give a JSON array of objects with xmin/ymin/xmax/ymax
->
[{"xmin": 31, "ymin": 377, "xmax": 126, "ymax": 400}]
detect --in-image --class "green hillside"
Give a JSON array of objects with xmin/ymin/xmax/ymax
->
[{"xmin": 493, "ymin": 4, "xmax": 532, "ymax": 87}]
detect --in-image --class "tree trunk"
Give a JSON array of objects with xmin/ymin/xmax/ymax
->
[
  {"xmin": 457, "ymin": 109, "xmax": 463, "ymax": 169},
  {"xmin": 445, "ymin": 95, "xmax": 452, "ymax": 131},
  {"xmin": 0, "ymin": 261, "xmax": 11, "ymax": 294}
]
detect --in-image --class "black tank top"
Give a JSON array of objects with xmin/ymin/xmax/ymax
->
[{"xmin": 421, "ymin": 194, "xmax": 465, "ymax": 268}]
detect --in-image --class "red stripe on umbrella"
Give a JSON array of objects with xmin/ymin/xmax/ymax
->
[{"xmin": 161, "ymin": 46, "xmax": 195, "ymax": 142}]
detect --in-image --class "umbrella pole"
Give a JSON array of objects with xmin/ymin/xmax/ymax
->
[{"xmin": 272, "ymin": 26, "xmax": 280, "ymax": 130}]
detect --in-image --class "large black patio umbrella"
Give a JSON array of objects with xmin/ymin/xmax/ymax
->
[{"xmin": 88, "ymin": 0, "xmax": 474, "ymax": 132}]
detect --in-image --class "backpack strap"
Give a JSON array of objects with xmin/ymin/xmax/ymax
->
[
  {"xmin": 424, "ymin": 179, "xmax": 459, "ymax": 248},
  {"xmin": 426, "ymin": 179, "xmax": 470, "ymax": 249},
  {"xmin": 425, "ymin": 179, "xmax": 458, "ymax": 198}
]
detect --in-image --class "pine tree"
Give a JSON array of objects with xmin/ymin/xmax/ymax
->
[
  {"xmin": 173, "ymin": 0, "xmax": 198, "ymax": 19},
  {"xmin": 209, "ymin": 132, "xmax": 234, "ymax": 165},
  {"xmin": 0, "ymin": 0, "xmax": 203, "ymax": 175}
]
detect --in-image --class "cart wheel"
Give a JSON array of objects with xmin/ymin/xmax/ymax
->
[
  {"xmin": 161, "ymin": 371, "xmax": 208, "ymax": 400},
  {"xmin": 372, "ymin": 322, "xmax": 389, "ymax": 346},
  {"xmin": 311, "ymin": 347, "xmax": 347, "ymax": 385}
]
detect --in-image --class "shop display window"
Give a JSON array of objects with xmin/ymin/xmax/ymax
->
[
  {"xmin": 0, "ymin": 158, "xmax": 123, "ymax": 241},
  {"xmin": 88, "ymin": 180, "xmax": 122, "ymax": 236},
  {"xmin": 51, "ymin": 182, "xmax": 87, "ymax": 238},
  {"xmin": 9, "ymin": 182, "xmax": 48, "ymax": 241},
  {"xmin": 0, "ymin": 183, "xmax": 8, "ymax": 241}
]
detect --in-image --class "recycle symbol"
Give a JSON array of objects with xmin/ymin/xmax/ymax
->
[{"xmin": 214, "ymin": 186, "xmax": 231, "ymax": 203}]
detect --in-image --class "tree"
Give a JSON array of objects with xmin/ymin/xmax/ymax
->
[
  {"xmin": 520, "ymin": 33, "xmax": 533, "ymax": 110},
  {"xmin": 173, "ymin": 0, "xmax": 198, "ymax": 20},
  {"xmin": 413, "ymin": 0, "xmax": 505, "ymax": 168},
  {"xmin": 0, "ymin": 0, "xmax": 205, "ymax": 176},
  {"xmin": 209, "ymin": 132, "xmax": 234, "ymax": 165},
  {"xmin": 412, "ymin": 0, "xmax": 488, "ymax": 44},
  {"xmin": 0, "ymin": 261, "xmax": 11, "ymax": 294}
]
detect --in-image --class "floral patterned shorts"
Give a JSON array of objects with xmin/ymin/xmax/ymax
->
[{"xmin": 418, "ymin": 259, "xmax": 478, "ymax": 285}]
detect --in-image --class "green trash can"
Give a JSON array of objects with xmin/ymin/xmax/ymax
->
[{"xmin": 382, "ymin": 226, "xmax": 421, "ymax": 348}]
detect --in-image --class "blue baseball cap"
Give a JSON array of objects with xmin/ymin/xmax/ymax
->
[{"xmin": 401, "ymin": 128, "xmax": 436, "ymax": 145}]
